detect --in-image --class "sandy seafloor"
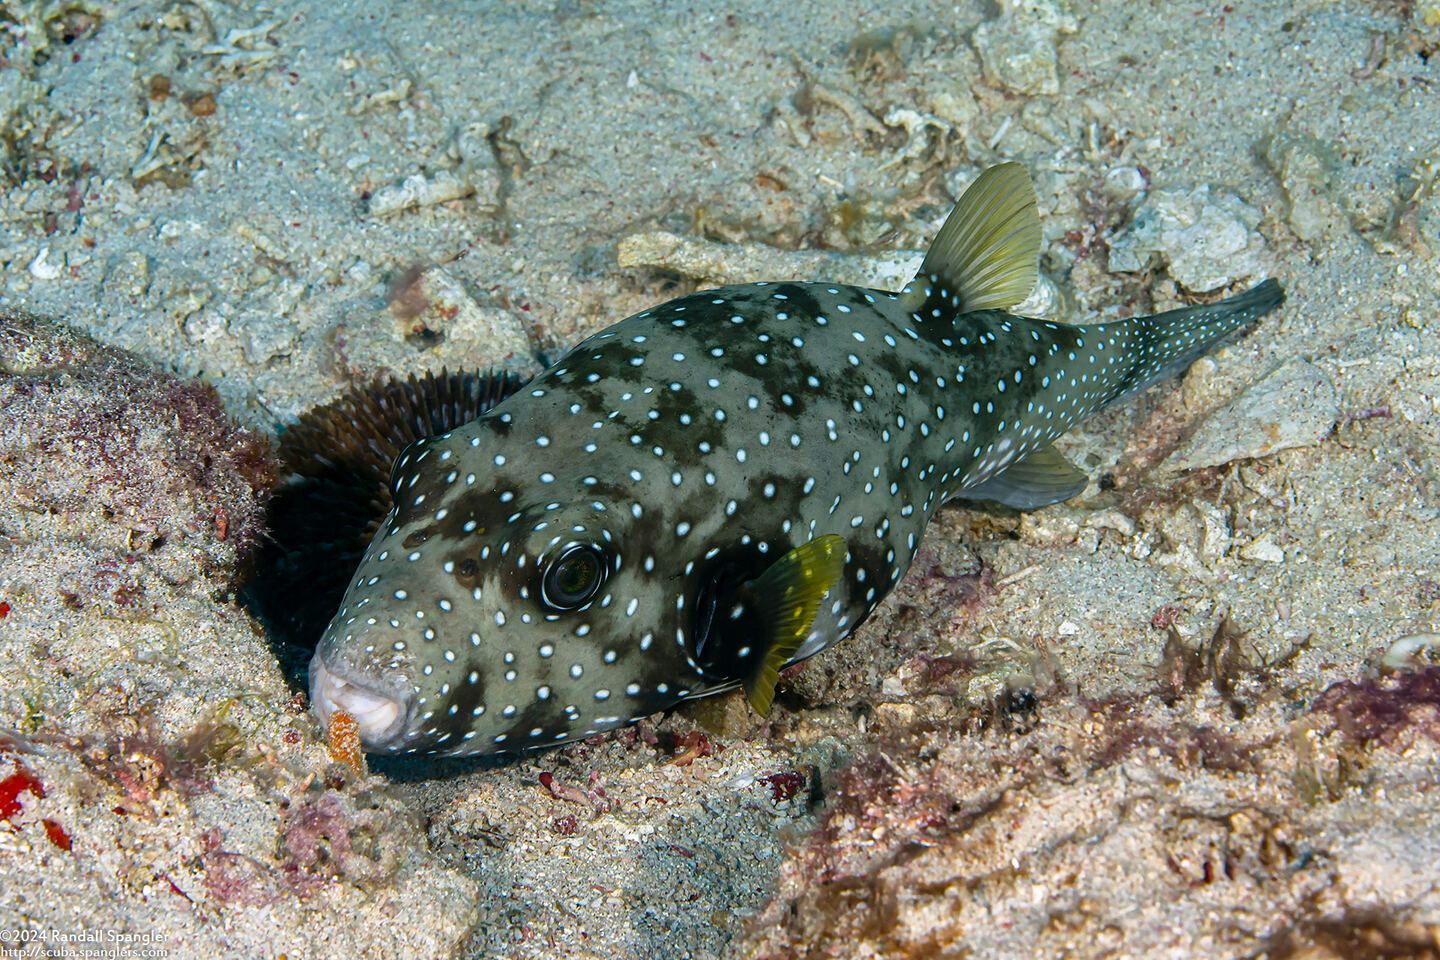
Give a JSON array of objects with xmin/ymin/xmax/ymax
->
[{"xmin": 2, "ymin": 0, "xmax": 1440, "ymax": 957}]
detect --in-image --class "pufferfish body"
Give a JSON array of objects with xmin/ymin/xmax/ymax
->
[{"xmin": 307, "ymin": 163, "xmax": 1285, "ymax": 756}]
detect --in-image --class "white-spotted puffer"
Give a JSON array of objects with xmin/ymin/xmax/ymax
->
[{"xmin": 309, "ymin": 163, "xmax": 1285, "ymax": 756}]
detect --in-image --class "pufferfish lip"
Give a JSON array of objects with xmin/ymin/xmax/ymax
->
[{"xmin": 308, "ymin": 652, "xmax": 411, "ymax": 750}]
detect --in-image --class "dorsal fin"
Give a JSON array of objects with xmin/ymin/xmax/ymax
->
[{"xmin": 899, "ymin": 162, "xmax": 1041, "ymax": 314}]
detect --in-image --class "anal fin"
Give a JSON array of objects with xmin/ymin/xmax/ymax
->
[{"xmin": 956, "ymin": 446, "xmax": 1089, "ymax": 510}]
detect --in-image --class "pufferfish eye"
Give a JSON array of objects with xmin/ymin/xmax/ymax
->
[{"xmin": 540, "ymin": 543, "xmax": 608, "ymax": 610}]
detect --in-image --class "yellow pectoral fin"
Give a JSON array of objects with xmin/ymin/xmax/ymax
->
[{"xmin": 743, "ymin": 534, "xmax": 848, "ymax": 715}]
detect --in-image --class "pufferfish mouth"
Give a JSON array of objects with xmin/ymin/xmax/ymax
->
[{"xmin": 308, "ymin": 652, "xmax": 410, "ymax": 751}]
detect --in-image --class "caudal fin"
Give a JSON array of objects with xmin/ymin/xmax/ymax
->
[{"xmin": 1101, "ymin": 278, "xmax": 1285, "ymax": 409}]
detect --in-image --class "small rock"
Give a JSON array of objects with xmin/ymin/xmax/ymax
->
[
  {"xmin": 618, "ymin": 230, "xmax": 923, "ymax": 291},
  {"xmin": 1085, "ymin": 508, "xmax": 1136, "ymax": 538},
  {"xmin": 1192, "ymin": 501, "xmax": 1231, "ymax": 565},
  {"xmin": 881, "ymin": 107, "xmax": 950, "ymax": 168},
  {"xmin": 873, "ymin": 702, "xmax": 919, "ymax": 727},
  {"xmin": 1238, "ymin": 463, "xmax": 1289, "ymax": 505},
  {"xmin": 243, "ymin": 316, "xmax": 299, "ymax": 365},
  {"xmin": 1154, "ymin": 541, "xmax": 1214, "ymax": 583},
  {"xmin": 1381, "ymin": 633, "xmax": 1440, "ymax": 672},
  {"xmin": 1107, "ymin": 184, "xmax": 1265, "ymax": 292},
  {"xmin": 451, "ymin": 121, "xmax": 495, "ymax": 173},
  {"xmin": 1162, "ymin": 358, "xmax": 1339, "ymax": 472},
  {"xmin": 973, "ymin": 23, "xmax": 1059, "ymax": 97},
  {"xmin": 104, "ymin": 250, "xmax": 151, "ymax": 297},
  {"xmin": 1018, "ymin": 511, "xmax": 1080, "ymax": 545},
  {"xmin": 1262, "ymin": 130, "xmax": 1345, "ymax": 242},
  {"xmin": 931, "ymin": 89, "xmax": 979, "ymax": 128},
  {"xmin": 1013, "ymin": 273, "xmax": 1063, "ymax": 319},
  {"xmin": 972, "ymin": 0, "xmax": 1078, "ymax": 96},
  {"xmin": 1179, "ymin": 357, "xmax": 1223, "ymax": 413},
  {"xmin": 1239, "ymin": 536, "xmax": 1285, "ymax": 564},
  {"xmin": 368, "ymin": 168, "xmax": 498, "ymax": 217},
  {"xmin": 27, "ymin": 247, "xmax": 62, "ymax": 280},
  {"xmin": 393, "ymin": 265, "xmax": 528, "ymax": 352},
  {"xmin": 183, "ymin": 306, "xmax": 230, "ymax": 345},
  {"xmin": 1100, "ymin": 165, "xmax": 1148, "ymax": 204},
  {"xmin": 1149, "ymin": 503, "xmax": 1231, "ymax": 582}
]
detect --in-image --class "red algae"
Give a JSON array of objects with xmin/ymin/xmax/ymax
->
[
  {"xmin": 1, "ymin": 753, "xmax": 67, "ymax": 849},
  {"xmin": 760, "ymin": 771, "xmax": 805, "ymax": 803},
  {"xmin": 1312, "ymin": 666, "xmax": 1440, "ymax": 748},
  {"xmin": 667, "ymin": 731, "xmax": 714, "ymax": 767},
  {"xmin": 41, "ymin": 818, "xmax": 72, "ymax": 851},
  {"xmin": 0, "ymin": 764, "xmax": 45, "ymax": 819}
]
